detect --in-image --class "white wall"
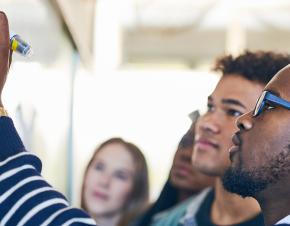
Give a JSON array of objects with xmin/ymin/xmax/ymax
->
[{"xmin": 72, "ymin": 68, "xmax": 219, "ymax": 203}]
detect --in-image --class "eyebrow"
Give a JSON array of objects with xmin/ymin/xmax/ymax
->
[{"xmin": 208, "ymin": 96, "xmax": 246, "ymax": 109}]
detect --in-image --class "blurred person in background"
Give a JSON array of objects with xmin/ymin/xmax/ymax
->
[
  {"xmin": 134, "ymin": 111, "xmax": 215, "ymax": 226},
  {"xmin": 150, "ymin": 51, "xmax": 290, "ymax": 226},
  {"xmin": 81, "ymin": 138, "xmax": 149, "ymax": 226}
]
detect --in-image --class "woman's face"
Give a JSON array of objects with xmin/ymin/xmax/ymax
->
[
  {"xmin": 170, "ymin": 140, "xmax": 214, "ymax": 192},
  {"xmin": 84, "ymin": 143, "xmax": 135, "ymax": 217}
]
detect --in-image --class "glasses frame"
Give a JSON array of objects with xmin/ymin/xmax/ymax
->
[{"xmin": 253, "ymin": 90, "xmax": 290, "ymax": 117}]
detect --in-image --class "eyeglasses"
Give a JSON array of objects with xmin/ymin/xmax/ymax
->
[{"xmin": 253, "ymin": 90, "xmax": 290, "ymax": 117}]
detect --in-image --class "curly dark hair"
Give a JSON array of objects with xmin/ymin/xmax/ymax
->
[{"xmin": 213, "ymin": 50, "xmax": 290, "ymax": 85}]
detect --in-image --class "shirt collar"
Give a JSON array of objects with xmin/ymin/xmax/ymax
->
[{"xmin": 275, "ymin": 215, "xmax": 290, "ymax": 225}]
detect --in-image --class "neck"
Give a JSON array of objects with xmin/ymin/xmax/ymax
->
[
  {"xmin": 211, "ymin": 179, "xmax": 261, "ymax": 225},
  {"xmin": 178, "ymin": 189, "xmax": 195, "ymax": 202},
  {"xmin": 91, "ymin": 213, "xmax": 121, "ymax": 226},
  {"xmin": 257, "ymin": 181, "xmax": 290, "ymax": 226}
]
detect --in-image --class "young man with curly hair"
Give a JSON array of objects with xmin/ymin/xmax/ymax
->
[{"xmin": 150, "ymin": 51, "xmax": 290, "ymax": 226}]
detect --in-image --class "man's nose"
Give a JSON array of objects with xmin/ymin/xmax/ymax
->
[
  {"xmin": 236, "ymin": 110, "xmax": 253, "ymax": 130},
  {"xmin": 199, "ymin": 113, "xmax": 220, "ymax": 134}
]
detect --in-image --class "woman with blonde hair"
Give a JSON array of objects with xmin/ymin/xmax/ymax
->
[{"xmin": 81, "ymin": 137, "xmax": 149, "ymax": 226}]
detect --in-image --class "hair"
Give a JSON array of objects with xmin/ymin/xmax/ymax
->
[
  {"xmin": 213, "ymin": 50, "xmax": 290, "ymax": 85},
  {"xmin": 81, "ymin": 137, "xmax": 149, "ymax": 226}
]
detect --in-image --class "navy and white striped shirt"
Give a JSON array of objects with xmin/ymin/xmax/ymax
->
[{"xmin": 0, "ymin": 117, "xmax": 97, "ymax": 226}]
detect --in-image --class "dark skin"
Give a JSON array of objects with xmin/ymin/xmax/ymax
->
[
  {"xmin": 0, "ymin": 11, "xmax": 12, "ymax": 108},
  {"xmin": 236, "ymin": 65, "xmax": 290, "ymax": 226},
  {"xmin": 170, "ymin": 123, "xmax": 215, "ymax": 202}
]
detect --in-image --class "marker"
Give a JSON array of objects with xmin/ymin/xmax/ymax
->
[{"xmin": 10, "ymin": 33, "xmax": 33, "ymax": 57}]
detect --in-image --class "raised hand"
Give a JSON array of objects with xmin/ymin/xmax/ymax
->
[{"xmin": 0, "ymin": 11, "xmax": 11, "ymax": 107}]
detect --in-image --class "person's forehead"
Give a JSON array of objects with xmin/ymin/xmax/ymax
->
[
  {"xmin": 215, "ymin": 74, "xmax": 261, "ymax": 90},
  {"xmin": 211, "ymin": 75, "xmax": 263, "ymax": 105},
  {"xmin": 265, "ymin": 66, "xmax": 290, "ymax": 99}
]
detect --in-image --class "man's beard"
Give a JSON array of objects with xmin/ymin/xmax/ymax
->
[
  {"xmin": 222, "ymin": 166, "xmax": 269, "ymax": 198},
  {"xmin": 222, "ymin": 146, "xmax": 290, "ymax": 198}
]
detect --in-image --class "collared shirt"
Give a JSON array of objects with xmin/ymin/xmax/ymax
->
[
  {"xmin": 192, "ymin": 189, "xmax": 264, "ymax": 226},
  {"xmin": 275, "ymin": 215, "xmax": 290, "ymax": 225}
]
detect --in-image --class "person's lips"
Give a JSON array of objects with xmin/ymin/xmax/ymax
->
[
  {"xmin": 229, "ymin": 132, "xmax": 242, "ymax": 161},
  {"xmin": 232, "ymin": 132, "xmax": 241, "ymax": 146},
  {"xmin": 92, "ymin": 190, "xmax": 109, "ymax": 201},
  {"xmin": 173, "ymin": 163, "xmax": 192, "ymax": 177},
  {"xmin": 195, "ymin": 136, "xmax": 219, "ymax": 151}
]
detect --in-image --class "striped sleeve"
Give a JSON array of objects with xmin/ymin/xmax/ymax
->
[{"xmin": 0, "ymin": 117, "xmax": 97, "ymax": 226}]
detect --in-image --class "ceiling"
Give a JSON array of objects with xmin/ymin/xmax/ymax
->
[
  {"xmin": 1, "ymin": 0, "xmax": 290, "ymax": 68},
  {"xmin": 120, "ymin": 0, "xmax": 290, "ymax": 67}
]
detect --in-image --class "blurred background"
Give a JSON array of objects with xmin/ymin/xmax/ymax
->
[{"xmin": 1, "ymin": 0, "xmax": 290, "ymax": 206}]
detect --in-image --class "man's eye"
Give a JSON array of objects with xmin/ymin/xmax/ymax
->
[
  {"xmin": 227, "ymin": 109, "xmax": 243, "ymax": 117},
  {"xmin": 264, "ymin": 103, "xmax": 275, "ymax": 111},
  {"xmin": 207, "ymin": 103, "xmax": 214, "ymax": 112}
]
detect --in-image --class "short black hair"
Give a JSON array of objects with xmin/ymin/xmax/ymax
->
[{"xmin": 213, "ymin": 50, "xmax": 290, "ymax": 85}]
